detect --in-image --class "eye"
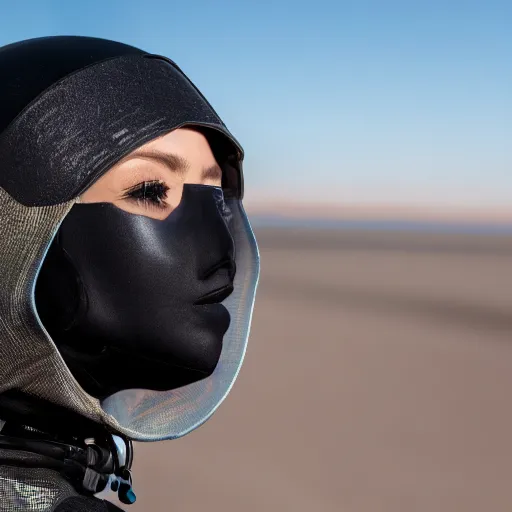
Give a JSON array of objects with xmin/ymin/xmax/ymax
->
[{"xmin": 121, "ymin": 180, "xmax": 170, "ymax": 210}]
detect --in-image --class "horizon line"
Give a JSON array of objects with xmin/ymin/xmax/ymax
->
[{"xmin": 244, "ymin": 201, "xmax": 512, "ymax": 225}]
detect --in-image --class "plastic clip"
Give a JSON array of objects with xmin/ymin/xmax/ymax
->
[{"xmin": 117, "ymin": 467, "xmax": 136, "ymax": 505}]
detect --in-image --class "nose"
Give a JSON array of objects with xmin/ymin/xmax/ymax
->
[
  {"xmin": 200, "ymin": 257, "xmax": 236, "ymax": 282},
  {"xmin": 171, "ymin": 184, "xmax": 235, "ymax": 284}
]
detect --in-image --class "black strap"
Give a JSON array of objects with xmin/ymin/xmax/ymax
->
[{"xmin": 54, "ymin": 495, "xmax": 125, "ymax": 511}]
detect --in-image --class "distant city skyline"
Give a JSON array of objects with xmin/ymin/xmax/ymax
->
[{"xmin": 1, "ymin": 0, "xmax": 510, "ymax": 211}]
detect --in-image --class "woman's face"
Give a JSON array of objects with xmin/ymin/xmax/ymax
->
[{"xmin": 80, "ymin": 127, "xmax": 222, "ymax": 219}]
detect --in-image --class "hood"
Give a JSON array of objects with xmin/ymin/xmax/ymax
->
[{"xmin": 0, "ymin": 36, "xmax": 259, "ymax": 441}]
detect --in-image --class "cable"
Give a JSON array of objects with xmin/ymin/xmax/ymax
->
[
  {"xmin": 0, "ymin": 434, "xmax": 86, "ymax": 462},
  {"xmin": 0, "ymin": 425, "xmax": 137, "ymax": 504}
]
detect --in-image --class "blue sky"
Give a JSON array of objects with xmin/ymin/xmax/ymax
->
[{"xmin": 0, "ymin": 0, "xmax": 510, "ymax": 208}]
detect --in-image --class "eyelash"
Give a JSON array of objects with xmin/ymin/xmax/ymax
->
[{"xmin": 122, "ymin": 180, "xmax": 170, "ymax": 210}]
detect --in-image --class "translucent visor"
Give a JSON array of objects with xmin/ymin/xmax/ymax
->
[{"xmin": 100, "ymin": 198, "xmax": 259, "ymax": 440}]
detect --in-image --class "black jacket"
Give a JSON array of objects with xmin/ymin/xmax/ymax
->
[{"xmin": 54, "ymin": 496, "xmax": 125, "ymax": 511}]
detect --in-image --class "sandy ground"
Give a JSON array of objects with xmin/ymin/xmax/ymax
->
[{"xmin": 112, "ymin": 227, "xmax": 512, "ymax": 512}]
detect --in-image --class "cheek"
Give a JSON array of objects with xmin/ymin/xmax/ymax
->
[
  {"xmin": 80, "ymin": 179, "xmax": 117, "ymax": 204},
  {"xmin": 183, "ymin": 167, "xmax": 202, "ymax": 186},
  {"xmin": 165, "ymin": 184, "xmax": 186, "ymax": 208},
  {"xmin": 206, "ymin": 176, "xmax": 223, "ymax": 188},
  {"xmin": 183, "ymin": 167, "xmax": 222, "ymax": 187}
]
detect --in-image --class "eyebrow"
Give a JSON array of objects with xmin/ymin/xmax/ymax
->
[{"xmin": 124, "ymin": 149, "xmax": 222, "ymax": 181}]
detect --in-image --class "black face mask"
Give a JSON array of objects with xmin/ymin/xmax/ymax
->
[{"xmin": 35, "ymin": 184, "xmax": 236, "ymax": 399}]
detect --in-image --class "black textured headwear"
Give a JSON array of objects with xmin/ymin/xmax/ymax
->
[
  {"xmin": 0, "ymin": 36, "xmax": 144, "ymax": 134},
  {"xmin": 0, "ymin": 36, "xmax": 243, "ymax": 206}
]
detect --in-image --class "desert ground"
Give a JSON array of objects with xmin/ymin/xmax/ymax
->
[{"xmin": 113, "ymin": 227, "xmax": 512, "ymax": 512}]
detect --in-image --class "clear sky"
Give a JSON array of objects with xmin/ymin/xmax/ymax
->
[{"xmin": 0, "ymin": 0, "xmax": 510, "ymax": 208}]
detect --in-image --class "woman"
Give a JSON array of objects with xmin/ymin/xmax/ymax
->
[{"xmin": 0, "ymin": 36, "xmax": 259, "ymax": 511}]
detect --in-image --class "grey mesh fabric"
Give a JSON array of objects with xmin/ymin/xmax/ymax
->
[
  {"xmin": 0, "ymin": 455, "xmax": 122, "ymax": 511},
  {"xmin": 0, "ymin": 186, "xmax": 259, "ymax": 440},
  {"xmin": 0, "ymin": 451, "xmax": 78, "ymax": 512}
]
